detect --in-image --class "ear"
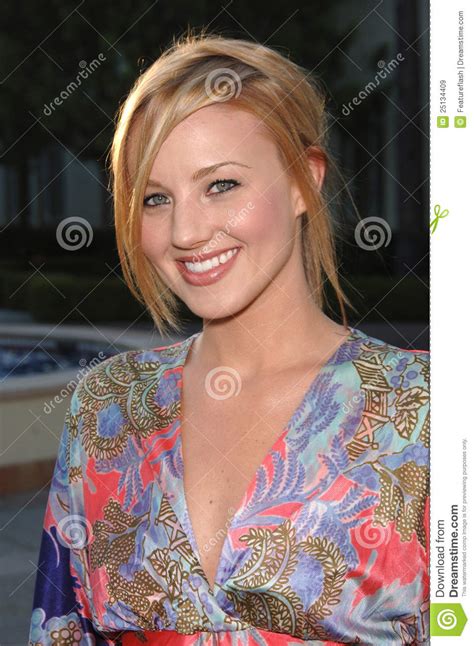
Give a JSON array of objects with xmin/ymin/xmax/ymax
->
[{"xmin": 291, "ymin": 146, "xmax": 327, "ymax": 217}]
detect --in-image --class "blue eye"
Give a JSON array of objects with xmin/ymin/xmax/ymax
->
[
  {"xmin": 143, "ymin": 178, "xmax": 241, "ymax": 208},
  {"xmin": 143, "ymin": 193, "xmax": 170, "ymax": 207},
  {"xmin": 207, "ymin": 179, "xmax": 241, "ymax": 195}
]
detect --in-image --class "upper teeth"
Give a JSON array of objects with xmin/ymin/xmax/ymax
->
[{"xmin": 184, "ymin": 248, "xmax": 239, "ymax": 273}]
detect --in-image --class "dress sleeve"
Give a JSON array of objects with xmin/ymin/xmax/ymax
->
[
  {"xmin": 363, "ymin": 349, "xmax": 430, "ymax": 645},
  {"xmin": 28, "ymin": 386, "xmax": 114, "ymax": 646},
  {"xmin": 340, "ymin": 347, "xmax": 430, "ymax": 645}
]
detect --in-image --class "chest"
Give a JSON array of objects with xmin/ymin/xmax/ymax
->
[{"xmin": 179, "ymin": 366, "xmax": 318, "ymax": 588}]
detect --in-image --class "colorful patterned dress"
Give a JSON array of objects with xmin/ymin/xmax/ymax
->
[{"xmin": 28, "ymin": 327, "xmax": 430, "ymax": 645}]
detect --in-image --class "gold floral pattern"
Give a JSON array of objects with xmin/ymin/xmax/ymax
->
[{"xmin": 29, "ymin": 328, "xmax": 430, "ymax": 645}]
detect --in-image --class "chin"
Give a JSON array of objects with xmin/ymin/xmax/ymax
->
[
  {"xmin": 186, "ymin": 282, "xmax": 270, "ymax": 322},
  {"xmin": 183, "ymin": 289, "xmax": 248, "ymax": 319},
  {"xmin": 186, "ymin": 301, "xmax": 243, "ymax": 322}
]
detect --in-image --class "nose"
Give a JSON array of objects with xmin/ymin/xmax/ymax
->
[{"xmin": 170, "ymin": 187, "xmax": 215, "ymax": 250}]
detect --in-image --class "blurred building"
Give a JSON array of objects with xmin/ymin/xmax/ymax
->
[{"xmin": 0, "ymin": 0, "xmax": 428, "ymax": 271}]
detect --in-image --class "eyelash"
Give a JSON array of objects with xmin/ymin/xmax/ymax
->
[{"xmin": 143, "ymin": 178, "xmax": 241, "ymax": 208}]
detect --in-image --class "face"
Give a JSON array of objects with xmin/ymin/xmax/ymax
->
[{"xmin": 138, "ymin": 103, "xmax": 322, "ymax": 321}]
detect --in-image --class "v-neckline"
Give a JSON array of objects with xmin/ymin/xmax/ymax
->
[{"xmin": 175, "ymin": 326, "xmax": 359, "ymax": 595}]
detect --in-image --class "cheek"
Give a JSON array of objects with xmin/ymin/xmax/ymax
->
[
  {"xmin": 140, "ymin": 217, "xmax": 168, "ymax": 264},
  {"xmin": 234, "ymin": 187, "xmax": 293, "ymax": 246}
]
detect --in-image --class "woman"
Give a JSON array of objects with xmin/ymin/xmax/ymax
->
[{"xmin": 29, "ymin": 32, "xmax": 429, "ymax": 645}]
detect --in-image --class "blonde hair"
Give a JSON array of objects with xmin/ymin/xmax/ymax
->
[{"xmin": 109, "ymin": 28, "xmax": 351, "ymax": 337}]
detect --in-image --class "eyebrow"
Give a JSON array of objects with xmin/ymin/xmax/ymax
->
[{"xmin": 146, "ymin": 161, "xmax": 251, "ymax": 188}]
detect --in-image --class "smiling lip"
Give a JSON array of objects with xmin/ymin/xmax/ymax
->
[
  {"xmin": 176, "ymin": 247, "xmax": 241, "ymax": 286},
  {"xmin": 176, "ymin": 246, "xmax": 238, "ymax": 262}
]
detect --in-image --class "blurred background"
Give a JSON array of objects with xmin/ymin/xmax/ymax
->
[{"xmin": 0, "ymin": 0, "xmax": 428, "ymax": 642}]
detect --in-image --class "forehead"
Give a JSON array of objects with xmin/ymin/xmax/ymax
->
[
  {"xmin": 160, "ymin": 103, "xmax": 265, "ymax": 145},
  {"xmin": 127, "ymin": 103, "xmax": 278, "ymax": 180},
  {"xmin": 158, "ymin": 104, "xmax": 276, "ymax": 165}
]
